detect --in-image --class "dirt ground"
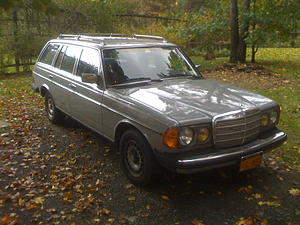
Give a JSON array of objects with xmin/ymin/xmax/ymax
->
[{"xmin": 0, "ymin": 67, "xmax": 300, "ymax": 225}]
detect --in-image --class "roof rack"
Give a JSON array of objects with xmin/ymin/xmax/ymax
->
[
  {"xmin": 57, "ymin": 33, "xmax": 167, "ymax": 44},
  {"xmin": 133, "ymin": 34, "xmax": 166, "ymax": 41}
]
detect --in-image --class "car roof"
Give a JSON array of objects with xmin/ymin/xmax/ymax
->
[{"xmin": 50, "ymin": 34, "xmax": 176, "ymax": 49}]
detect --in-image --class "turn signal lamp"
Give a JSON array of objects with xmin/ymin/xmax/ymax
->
[
  {"xmin": 163, "ymin": 128, "xmax": 179, "ymax": 149},
  {"xmin": 198, "ymin": 127, "xmax": 210, "ymax": 143},
  {"xmin": 260, "ymin": 114, "xmax": 269, "ymax": 126}
]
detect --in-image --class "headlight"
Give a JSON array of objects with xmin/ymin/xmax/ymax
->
[
  {"xmin": 260, "ymin": 114, "xmax": 269, "ymax": 126},
  {"xmin": 198, "ymin": 127, "xmax": 210, "ymax": 143},
  {"xmin": 261, "ymin": 109, "xmax": 279, "ymax": 128},
  {"xmin": 179, "ymin": 127, "xmax": 194, "ymax": 145},
  {"xmin": 270, "ymin": 110, "xmax": 278, "ymax": 124},
  {"xmin": 163, "ymin": 126, "xmax": 209, "ymax": 149}
]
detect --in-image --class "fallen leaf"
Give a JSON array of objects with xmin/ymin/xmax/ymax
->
[
  {"xmin": 288, "ymin": 188, "xmax": 300, "ymax": 196},
  {"xmin": 108, "ymin": 218, "xmax": 115, "ymax": 222},
  {"xmin": 124, "ymin": 184, "xmax": 134, "ymax": 189},
  {"xmin": 235, "ymin": 216, "xmax": 256, "ymax": 225},
  {"xmin": 27, "ymin": 203, "xmax": 38, "ymax": 210},
  {"xmin": 191, "ymin": 218, "xmax": 205, "ymax": 225},
  {"xmin": 34, "ymin": 197, "xmax": 44, "ymax": 204},
  {"xmin": 258, "ymin": 201, "xmax": 281, "ymax": 207},
  {"xmin": 98, "ymin": 208, "xmax": 110, "ymax": 216},
  {"xmin": 161, "ymin": 195, "xmax": 170, "ymax": 200},
  {"xmin": 238, "ymin": 186, "xmax": 253, "ymax": 194},
  {"xmin": 235, "ymin": 216, "xmax": 268, "ymax": 225},
  {"xmin": 252, "ymin": 193, "xmax": 262, "ymax": 199},
  {"xmin": 128, "ymin": 196, "xmax": 136, "ymax": 201},
  {"xmin": 0, "ymin": 216, "xmax": 11, "ymax": 225}
]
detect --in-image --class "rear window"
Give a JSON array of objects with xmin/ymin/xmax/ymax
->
[
  {"xmin": 39, "ymin": 43, "xmax": 60, "ymax": 65},
  {"xmin": 54, "ymin": 45, "xmax": 67, "ymax": 68}
]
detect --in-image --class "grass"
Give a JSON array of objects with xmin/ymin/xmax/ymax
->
[
  {"xmin": 0, "ymin": 73, "xmax": 33, "ymax": 96},
  {"xmin": 190, "ymin": 56, "xmax": 227, "ymax": 70},
  {"xmin": 251, "ymin": 48, "xmax": 300, "ymax": 168},
  {"xmin": 252, "ymin": 48, "xmax": 300, "ymax": 79}
]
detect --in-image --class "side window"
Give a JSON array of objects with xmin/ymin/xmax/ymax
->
[
  {"xmin": 76, "ymin": 48, "xmax": 99, "ymax": 76},
  {"xmin": 60, "ymin": 45, "xmax": 82, "ymax": 74},
  {"xmin": 39, "ymin": 43, "xmax": 60, "ymax": 65},
  {"xmin": 54, "ymin": 45, "xmax": 67, "ymax": 68}
]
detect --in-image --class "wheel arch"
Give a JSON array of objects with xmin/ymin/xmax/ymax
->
[
  {"xmin": 40, "ymin": 84, "xmax": 50, "ymax": 97},
  {"xmin": 114, "ymin": 120, "xmax": 152, "ymax": 150}
]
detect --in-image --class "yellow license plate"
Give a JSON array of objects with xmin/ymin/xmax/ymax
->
[{"xmin": 239, "ymin": 155, "xmax": 262, "ymax": 172}]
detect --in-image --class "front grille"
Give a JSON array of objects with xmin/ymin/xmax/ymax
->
[{"xmin": 214, "ymin": 109, "xmax": 261, "ymax": 148}]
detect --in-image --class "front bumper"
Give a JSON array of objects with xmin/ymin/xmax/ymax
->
[{"xmin": 155, "ymin": 129, "xmax": 287, "ymax": 174}]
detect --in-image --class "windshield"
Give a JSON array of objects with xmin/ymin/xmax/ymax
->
[{"xmin": 103, "ymin": 47, "xmax": 198, "ymax": 86}]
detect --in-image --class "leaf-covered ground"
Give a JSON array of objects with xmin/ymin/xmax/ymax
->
[{"xmin": 0, "ymin": 62, "xmax": 300, "ymax": 225}]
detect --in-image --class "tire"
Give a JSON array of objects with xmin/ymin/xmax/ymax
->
[
  {"xmin": 120, "ymin": 129, "xmax": 162, "ymax": 186},
  {"xmin": 45, "ymin": 92, "xmax": 64, "ymax": 124}
]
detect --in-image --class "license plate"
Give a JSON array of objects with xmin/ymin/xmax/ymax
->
[{"xmin": 239, "ymin": 154, "xmax": 262, "ymax": 172}]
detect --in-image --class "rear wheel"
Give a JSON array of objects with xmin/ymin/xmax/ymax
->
[
  {"xmin": 45, "ymin": 92, "xmax": 64, "ymax": 124},
  {"xmin": 120, "ymin": 129, "xmax": 162, "ymax": 186}
]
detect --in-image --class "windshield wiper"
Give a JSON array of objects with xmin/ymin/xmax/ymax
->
[
  {"xmin": 109, "ymin": 77, "xmax": 163, "ymax": 88},
  {"xmin": 124, "ymin": 77, "xmax": 163, "ymax": 82},
  {"xmin": 163, "ymin": 74, "xmax": 203, "ymax": 79},
  {"xmin": 150, "ymin": 78, "xmax": 163, "ymax": 82},
  {"xmin": 125, "ymin": 77, "xmax": 151, "ymax": 82}
]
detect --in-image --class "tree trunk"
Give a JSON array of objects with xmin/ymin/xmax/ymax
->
[
  {"xmin": 251, "ymin": 0, "xmax": 257, "ymax": 63},
  {"xmin": 238, "ymin": 0, "xmax": 251, "ymax": 63},
  {"xmin": 12, "ymin": 10, "xmax": 19, "ymax": 72},
  {"xmin": 229, "ymin": 0, "xmax": 239, "ymax": 63}
]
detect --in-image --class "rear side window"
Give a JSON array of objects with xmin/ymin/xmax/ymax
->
[
  {"xmin": 54, "ymin": 45, "xmax": 67, "ymax": 68},
  {"xmin": 76, "ymin": 48, "xmax": 99, "ymax": 76},
  {"xmin": 60, "ymin": 45, "xmax": 82, "ymax": 74},
  {"xmin": 39, "ymin": 43, "xmax": 60, "ymax": 65}
]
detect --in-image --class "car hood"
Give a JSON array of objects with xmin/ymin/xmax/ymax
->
[{"xmin": 115, "ymin": 78, "xmax": 274, "ymax": 125}]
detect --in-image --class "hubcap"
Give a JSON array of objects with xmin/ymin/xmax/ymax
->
[
  {"xmin": 47, "ymin": 97, "xmax": 54, "ymax": 117},
  {"xmin": 125, "ymin": 140, "xmax": 143, "ymax": 176}
]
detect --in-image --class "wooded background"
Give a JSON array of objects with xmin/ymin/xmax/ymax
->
[{"xmin": 0, "ymin": 0, "xmax": 299, "ymax": 74}]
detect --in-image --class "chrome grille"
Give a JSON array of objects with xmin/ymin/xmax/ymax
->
[{"xmin": 213, "ymin": 109, "xmax": 261, "ymax": 148}]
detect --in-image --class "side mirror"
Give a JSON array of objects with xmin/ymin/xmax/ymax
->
[
  {"xmin": 195, "ymin": 64, "xmax": 201, "ymax": 70},
  {"xmin": 82, "ymin": 73, "xmax": 98, "ymax": 84}
]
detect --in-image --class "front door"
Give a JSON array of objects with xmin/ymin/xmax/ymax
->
[{"xmin": 69, "ymin": 47, "xmax": 103, "ymax": 132}]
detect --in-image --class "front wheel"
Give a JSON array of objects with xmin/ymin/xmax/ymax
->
[
  {"xmin": 45, "ymin": 92, "xmax": 64, "ymax": 124},
  {"xmin": 120, "ymin": 129, "xmax": 162, "ymax": 186}
]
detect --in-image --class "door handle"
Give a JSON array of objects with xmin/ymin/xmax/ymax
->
[
  {"xmin": 69, "ymin": 83, "xmax": 76, "ymax": 89},
  {"xmin": 48, "ymin": 75, "xmax": 54, "ymax": 79}
]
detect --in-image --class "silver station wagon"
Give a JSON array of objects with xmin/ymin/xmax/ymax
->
[{"xmin": 32, "ymin": 34, "xmax": 287, "ymax": 186}]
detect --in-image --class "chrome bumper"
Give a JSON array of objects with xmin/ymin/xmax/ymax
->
[{"xmin": 163, "ymin": 130, "xmax": 287, "ymax": 174}]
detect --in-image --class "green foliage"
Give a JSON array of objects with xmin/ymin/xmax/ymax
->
[
  {"xmin": 1, "ymin": 0, "xmax": 300, "ymax": 74},
  {"xmin": 177, "ymin": 6, "xmax": 229, "ymax": 53},
  {"xmin": 245, "ymin": 0, "xmax": 300, "ymax": 48}
]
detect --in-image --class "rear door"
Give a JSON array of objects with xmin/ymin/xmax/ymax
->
[{"xmin": 51, "ymin": 44, "xmax": 82, "ymax": 115}]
